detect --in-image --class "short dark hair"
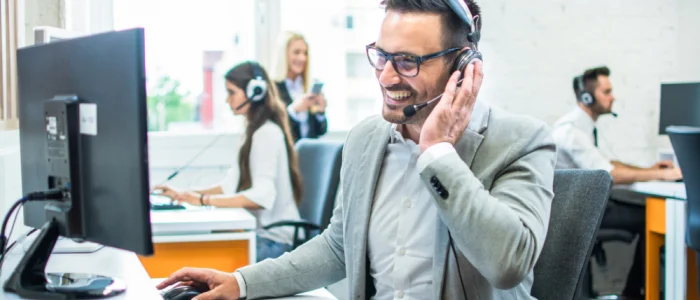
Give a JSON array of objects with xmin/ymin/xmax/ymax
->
[
  {"xmin": 379, "ymin": 0, "xmax": 482, "ymax": 50},
  {"xmin": 572, "ymin": 66, "xmax": 610, "ymax": 100}
]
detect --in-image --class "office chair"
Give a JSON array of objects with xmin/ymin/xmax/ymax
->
[
  {"xmin": 263, "ymin": 139, "xmax": 343, "ymax": 250},
  {"xmin": 584, "ymin": 224, "xmax": 636, "ymax": 298},
  {"xmin": 531, "ymin": 169, "xmax": 612, "ymax": 300},
  {"xmin": 667, "ymin": 125, "xmax": 700, "ymax": 293}
]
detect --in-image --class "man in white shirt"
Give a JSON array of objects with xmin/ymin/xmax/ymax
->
[
  {"xmin": 157, "ymin": 1, "xmax": 556, "ymax": 299},
  {"xmin": 552, "ymin": 66, "xmax": 683, "ymax": 298}
]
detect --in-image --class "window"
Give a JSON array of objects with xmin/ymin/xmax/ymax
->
[
  {"xmin": 279, "ymin": 0, "xmax": 385, "ymax": 131},
  {"xmin": 113, "ymin": 0, "xmax": 258, "ymax": 133},
  {"xmin": 111, "ymin": 0, "xmax": 386, "ymax": 133},
  {"xmin": 0, "ymin": 0, "xmax": 20, "ymax": 131}
]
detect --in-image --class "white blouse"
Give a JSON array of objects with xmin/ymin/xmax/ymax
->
[{"xmin": 220, "ymin": 121, "xmax": 301, "ymax": 245}]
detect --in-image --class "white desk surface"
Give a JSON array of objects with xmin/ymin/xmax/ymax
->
[
  {"xmin": 1, "ymin": 242, "xmax": 336, "ymax": 300},
  {"xmin": 1, "ymin": 246, "xmax": 161, "ymax": 300},
  {"xmin": 621, "ymin": 181, "xmax": 686, "ymax": 200},
  {"xmin": 150, "ymin": 207, "xmax": 256, "ymax": 235}
]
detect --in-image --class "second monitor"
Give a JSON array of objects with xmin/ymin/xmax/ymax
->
[{"xmin": 659, "ymin": 82, "xmax": 700, "ymax": 134}]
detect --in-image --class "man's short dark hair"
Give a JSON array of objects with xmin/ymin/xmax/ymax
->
[
  {"xmin": 379, "ymin": 0, "xmax": 482, "ymax": 51},
  {"xmin": 572, "ymin": 66, "xmax": 610, "ymax": 100}
]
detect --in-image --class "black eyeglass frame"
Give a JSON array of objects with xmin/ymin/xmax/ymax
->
[{"xmin": 365, "ymin": 42, "xmax": 461, "ymax": 77}]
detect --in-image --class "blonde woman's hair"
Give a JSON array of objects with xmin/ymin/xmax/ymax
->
[{"xmin": 271, "ymin": 31, "xmax": 310, "ymax": 93}]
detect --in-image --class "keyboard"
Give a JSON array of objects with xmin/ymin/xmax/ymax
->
[
  {"xmin": 150, "ymin": 203, "xmax": 186, "ymax": 211},
  {"xmin": 150, "ymin": 194, "xmax": 186, "ymax": 211}
]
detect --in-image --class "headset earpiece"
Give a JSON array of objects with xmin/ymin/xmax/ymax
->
[
  {"xmin": 443, "ymin": 0, "xmax": 483, "ymax": 81},
  {"xmin": 451, "ymin": 49, "xmax": 483, "ymax": 79},
  {"xmin": 246, "ymin": 62, "xmax": 267, "ymax": 103},
  {"xmin": 577, "ymin": 75, "xmax": 596, "ymax": 106}
]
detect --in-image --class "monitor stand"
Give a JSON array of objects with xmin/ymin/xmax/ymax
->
[{"xmin": 3, "ymin": 220, "xmax": 126, "ymax": 299}]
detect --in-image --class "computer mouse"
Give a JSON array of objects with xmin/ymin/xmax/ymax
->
[{"xmin": 161, "ymin": 285, "xmax": 202, "ymax": 300}]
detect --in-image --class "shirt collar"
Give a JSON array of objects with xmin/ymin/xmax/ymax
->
[
  {"xmin": 284, "ymin": 76, "xmax": 304, "ymax": 92},
  {"xmin": 389, "ymin": 124, "xmax": 405, "ymax": 144},
  {"xmin": 572, "ymin": 105, "xmax": 597, "ymax": 134}
]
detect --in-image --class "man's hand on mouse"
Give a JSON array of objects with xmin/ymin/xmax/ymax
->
[{"xmin": 157, "ymin": 267, "xmax": 240, "ymax": 300}]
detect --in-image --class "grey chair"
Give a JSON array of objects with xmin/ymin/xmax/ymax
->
[
  {"xmin": 264, "ymin": 138, "xmax": 343, "ymax": 249},
  {"xmin": 531, "ymin": 169, "xmax": 613, "ymax": 300},
  {"xmin": 667, "ymin": 126, "xmax": 700, "ymax": 293}
]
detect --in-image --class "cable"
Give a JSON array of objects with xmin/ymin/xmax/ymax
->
[
  {"xmin": 0, "ymin": 189, "xmax": 66, "ymax": 269},
  {"xmin": 0, "ymin": 197, "xmax": 27, "ymax": 253},
  {"xmin": 0, "ymin": 228, "xmax": 38, "ymax": 269},
  {"xmin": 5, "ymin": 205, "xmax": 21, "ymax": 252},
  {"xmin": 448, "ymin": 231, "xmax": 468, "ymax": 300},
  {"xmin": 156, "ymin": 133, "xmax": 225, "ymax": 186}
]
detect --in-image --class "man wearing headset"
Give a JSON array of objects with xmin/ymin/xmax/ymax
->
[
  {"xmin": 157, "ymin": 1, "xmax": 556, "ymax": 299},
  {"xmin": 552, "ymin": 66, "xmax": 683, "ymax": 298}
]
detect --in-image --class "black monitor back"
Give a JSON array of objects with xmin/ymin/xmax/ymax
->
[
  {"xmin": 659, "ymin": 82, "xmax": 700, "ymax": 135},
  {"xmin": 17, "ymin": 28, "xmax": 153, "ymax": 255}
]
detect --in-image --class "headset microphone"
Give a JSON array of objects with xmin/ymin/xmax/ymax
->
[
  {"xmin": 611, "ymin": 112, "xmax": 618, "ymax": 117},
  {"xmin": 235, "ymin": 101, "xmax": 251, "ymax": 111},
  {"xmin": 403, "ymin": 78, "xmax": 464, "ymax": 118}
]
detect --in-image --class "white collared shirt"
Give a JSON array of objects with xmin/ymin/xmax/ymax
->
[
  {"xmin": 284, "ymin": 76, "xmax": 326, "ymax": 138},
  {"xmin": 366, "ymin": 125, "xmax": 455, "ymax": 300},
  {"xmin": 234, "ymin": 126, "xmax": 456, "ymax": 299},
  {"xmin": 551, "ymin": 106, "xmax": 614, "ymax": 172},
  {"xmin": 220, "ymin": 121, "xmax": 300, "ymax": 245}
]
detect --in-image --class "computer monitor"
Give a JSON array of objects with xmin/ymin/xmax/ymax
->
[
  {"xmin": 5, "ymin": 28, "xmax": 153, "ymax": 299},
  {"xmin": 659, "ymin": 82, "xmax": 700, "ymax": 134}
]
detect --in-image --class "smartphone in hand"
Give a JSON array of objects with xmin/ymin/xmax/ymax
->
[{"xmin": 311, "ymin": 81, "xmax": 324, "ymax": 95}]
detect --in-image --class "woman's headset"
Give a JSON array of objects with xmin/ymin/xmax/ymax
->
[
  {"xmin": 235, "ymin": 62, "xmax": 268, "ymax": 111},
  {"xmin": 444, "ymin": 0, "xmax": 483, "ymax": 77},
  {"xmin": 576, "ymin": 74, "xmax": 596, "ymax": 107},
  {"xmin": 246, "ymin": 62, "xmax": 267, "ymax": 103}
]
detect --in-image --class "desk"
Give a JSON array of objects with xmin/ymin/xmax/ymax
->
[
  {"xmin": 1, "ymin": 243, "xmax": 161, "ymax": 300},
  {"xmin": 1, "ymin": 243, "xmax": 337, "ymax": 299},
  {"xmin": 618, "ymin": 182, "xmax": 697, "ymax": 300},
  {"xmin": 142, "ymin": 207, "xmax": 257, "ymax": 278}
]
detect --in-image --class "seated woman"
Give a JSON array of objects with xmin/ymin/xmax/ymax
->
[
  {"xmin": 154, "ymin": 61, "xmax": 304, "ymax": 262},
  {"xmin": 271, "ymin": 31, "xmax": 327, "ymax": 143}
]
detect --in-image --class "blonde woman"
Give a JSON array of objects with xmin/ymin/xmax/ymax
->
[{"xmin": 271, "ymin": 31, "xmax": 327, "ymax": 143}]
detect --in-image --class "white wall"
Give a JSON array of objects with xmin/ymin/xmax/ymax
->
[{"xmin": 476, "ymin": 0, "xmax": 700, "ymax": 166}]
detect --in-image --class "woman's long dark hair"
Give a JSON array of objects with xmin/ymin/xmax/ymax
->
[{"xmin": 225, "ymin": 62, "xmax": 303, "ymax": 206}]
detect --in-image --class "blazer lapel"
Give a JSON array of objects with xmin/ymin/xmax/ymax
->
[
  {"xmin": 434, "ymin": 100, "xmax": 490, "ymax": 299},
  {"xmin": 454, "ymin": 99, "xmax": 489, "ymax": 168},
  {"xmin": 350, "ymin": 120, "xmax": 391, "ymax": 298}
]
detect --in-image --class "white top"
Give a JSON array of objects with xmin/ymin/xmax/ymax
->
[
  {"xmin": 220, "ymin": 121, "xmax": 300, "ymax": 245},
  {"xmin": 551, "ymin": 106, "xmax": 614, "ymax": 172},
  {"xmin": 233, "ymin": 127, "xmax": 455, "ymax": 299},
  {"xmin": 285, "ymin": 76, "xmax": 326, "ymax": 138}
]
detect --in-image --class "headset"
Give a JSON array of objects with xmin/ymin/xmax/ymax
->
[
  {"xmin": 403, "ymin": 0, "xmax": 484, "ymax": 118},
  {"xmin": 235, "ymin": 61, "xmax": 268, "ymax": 111},
  {"xmin": 576, "ymin": 74, "xmax": 595, "ymax": 107},
  {"xmin": 445, "ymin": 0, "xmax": 483, "ymax": 77}
]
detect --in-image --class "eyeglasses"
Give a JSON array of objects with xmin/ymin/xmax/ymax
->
[{"xmin": 365, "ymin": 42, "xmax": 461, "ymax": 77}]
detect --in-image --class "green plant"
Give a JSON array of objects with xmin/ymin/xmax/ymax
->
[{"xmin": 146, "ymin": 75, "xmax": 194, "ymax": 131}]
